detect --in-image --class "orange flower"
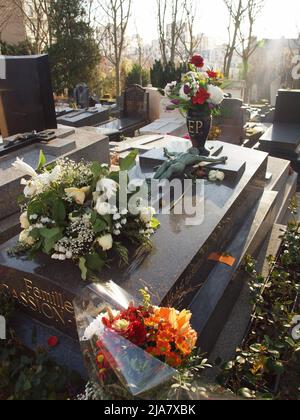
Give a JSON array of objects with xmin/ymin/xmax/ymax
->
[
  {"xmin": 156, "ymin": 339, "xmax": 171, "ymax": 355},
  {"xmin": 144, "ymin": 306, "xmax": 198, "ymax": 363},
  {"xmin": 166, "ymin": 352, "xmax": 182, "ymax": 368},
  {"xmin": 146, "ymin": 347, "xmax": 161, "ymax": 358}
]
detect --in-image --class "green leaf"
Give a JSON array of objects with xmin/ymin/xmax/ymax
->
[
  {"xmin": 119, "ymin": 150, "xmax": 138, "ymax": 171},
  {"xmin": 151, "ymin": 217, "xmax": 160, "ymax": 230},
  {"xmin": 37, "ymin": 150, "xmax": 47, "ymax": 172},
  {"xmin": 250, "ymin": 344, "xmax": 263, "ymax": 353},
  {"xmin": 92, "ymin": 217, "xmax": 108, "ymax": 234},
  {"xmin": 79, "ymin": 257, "xmax": 88, "ymax": 281},
  {"xmin": 90, "ymin": 162, "xmax": 102, "ymax": 179},
  {"xmin": 238, "ymin": 388, "xmax": 255, "ymax": 399},
  {"xmin": 29, "ymin": 228, "xmax": 41, "ymax": 240},
  {"xmin": 86, "ymin": 253, "xmax": 105, "ymax": 272},
  {"xmin": 39, "ymin": 228, "xmax": 63, "ymax": 254},
  {"xmin": 27, "ymin": 201, "xmax": 43, "ymax": 218},
  {"xmin": 51, "ymin": 200, "xmax": 66, "ymax": 223},
  {"xmin": 39, "ymin": 227, "xmax": 62, "ymax": 239},
  {"xmin": 268, "ymin": 360, "xmax": 285, "ymax": 375},
  {"xmin": 108, "ymin": 171, "xmax": 120, "ymax": 183}
]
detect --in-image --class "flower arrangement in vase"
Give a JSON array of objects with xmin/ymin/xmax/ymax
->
[{"xmin": 164, "ymin": 54, "xmax": 225, "ymax": 156}]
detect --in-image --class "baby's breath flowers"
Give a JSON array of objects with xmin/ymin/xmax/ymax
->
[{"xmin": 13, "ymin": 152, "xmax": 159, "ymax": 281}]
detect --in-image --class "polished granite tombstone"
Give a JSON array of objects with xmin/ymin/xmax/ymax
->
[
  {"xmin": 57, "ymin": 107, "xmax": 110, "ymax": 128},
  {"xmin": 258, "ymin": 90, "xmax": 300, "ymax": 172},
  {"xmin": 0, "ymin": 142, "xmax": 268, "ymax": 341},
  {"xmin": 213, "ymin": 98, "xmax": 247, "ymax": 145}
]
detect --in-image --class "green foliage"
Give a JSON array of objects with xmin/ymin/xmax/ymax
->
[
  {"xmin": 126, "ymin": 64, "xmax": 150, "ymax": 87},
  {"xmin": 113, "ymin": 242, "xmax": 129, "ymax": 267},
  {"xmin": 85, "ymin": 253, "xmax": 105, "ymax": 273},
  {"xmin": 37, "ymin": 150, "xmax": 47, "ymax": 172},
  {"xmin": 0, "ymin": 40, "xmax": 33, "ymax": 56},
  {"xmin": 51, "ymin": 199, "xmax": 66, "ymax": 224},
  {"xmin": 47, "ymin": 0, "xmax": 100, "ymax": 93},
  {"xmin": 218, "ymin": 210, "xmax": 300, "ymax": 400},
  {"xmin": 119, "ymin": 150, "xmax": 138, "ymax": 172},
  {"xmin": 150, "ymin": 60, "xmax": 188, "ymax": 89},
  {"xmin": 0, "ymin": 288, "xmax": 15, "ymax": 320},
  {"xmin": 0, "ymin": 335, "xmax": 83, "ymax": 400},
  {"xmin": 79, "ymin": 257, "xmax": 88, "ymax": 281}
]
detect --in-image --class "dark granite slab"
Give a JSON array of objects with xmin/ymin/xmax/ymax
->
[
  {"xmin": 0, "ymin": 142, "xmax": 268, "ymax": 339},
  {"xmin": 57, "ymin": 108, "xmax": 110, "ymax": 128},
  {"xmin": 190, "ymin": 190, "xmax": 278, "ymax": 353},
  {"xmin": 259, "ymin": 123, "xmax": 300, "ymax": 152},
  {"xmin": 139, "ymin": 144, "xmax": 224, "ymax": 168}
]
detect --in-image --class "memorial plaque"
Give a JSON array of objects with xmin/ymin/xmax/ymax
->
[{"xmin": 0, "ymin": 248, "xmax": 84, "ymax": 339}]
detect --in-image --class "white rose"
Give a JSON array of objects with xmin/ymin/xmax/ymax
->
[
  {"xmin": 96, "ymin": 234, "xmax": 113, "ymax": 251},
  {"xmin": 209, "ymin": 170, "xmax": 225, "ymax": 182},
  {"xmin": 19, "ymin": 230, "xmax": 36, "ymax": 246},
  {"xmin": 95, "ymin": 199, "xmax": 112, "ymax": 216},
  {"xmin": 96, "ymin": 178, "xmax": 118, "ymax": 200},
  {"xmin": 21, "ymin": 179, "xmax": 37, "ymax": 198},
  {"xmin": 139, "ymin": 206, "xmax": 156, "ymax": 224},
  {"xmin": 216, "ymin": 171, "xmax": 225, "ymax": 181},
  {"xmin": 20, "ymin": 212, "xmax": 30, "ymax": 229},
  {"xmin": 207, "ymin": 85, "xmax": 224, "ymax": 105}
]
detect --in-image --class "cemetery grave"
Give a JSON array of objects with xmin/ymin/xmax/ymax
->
[{"xmin": 0, "ymin": 47, "xmax": 299, "ymax": 401}]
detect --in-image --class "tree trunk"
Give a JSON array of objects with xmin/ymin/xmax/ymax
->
[{"xmin": 115, "ymin": 61, "xmax": 121, "ymax": 97}]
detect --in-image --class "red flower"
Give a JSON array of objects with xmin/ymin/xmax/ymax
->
[
  {"xmin": 190, "ymin": 54, "xmax": 204, "ymax": 68},
  {"xmin": 192, "ymin": 88, "xmax": 210, "ymax": 105},
  {"xmin": 47, "ymin": 336, "xmax": 59, "ymax": 347},
  {"xmin": 207, "ymin": 71, "xmax": 218, "ymax": 79},
  {"xmin": 126, "ymin": 321, "xmax": 147, "ymax": 346},
  {"xmin": 102, "ymin": 316, "xmax": 112, "ymax": 328}
]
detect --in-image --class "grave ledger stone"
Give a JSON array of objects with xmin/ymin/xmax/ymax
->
[
  {"xmin": 258, "ymin": 89, "xmax": 300, "ymax": 172},
  {"xmin": 0, "ymin": 142, "xmax": 268, "ymax": 344}
]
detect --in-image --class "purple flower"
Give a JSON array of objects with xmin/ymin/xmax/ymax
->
[
  {"xmin": 171, "ymin": 99, "xmax": 180, "ymax": 105},
  {"xmin": 209, "ymin": 103, "xmax": 215, "ymax": 110},
  {"xmin": 184, "ymin": 85, "xmax": 191, "ymax": 95}
]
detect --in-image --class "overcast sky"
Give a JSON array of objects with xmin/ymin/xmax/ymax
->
[{"xmin": 128, "ymin": 0, "xmax": 300, "ymax": 43}]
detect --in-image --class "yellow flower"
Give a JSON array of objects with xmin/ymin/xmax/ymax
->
[{"xmin": 65, "ymin": 186, "xmax": 90, "ymax": 205}]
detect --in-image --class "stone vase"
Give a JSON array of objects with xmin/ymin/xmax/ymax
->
[{"xmin": 187, "ymin": 109, "xmax": 212, "ymax": 156}]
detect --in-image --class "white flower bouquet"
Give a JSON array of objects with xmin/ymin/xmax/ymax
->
[{"xmin": 12, "ymin": 151, "xmax": 159, "ymax": 281}]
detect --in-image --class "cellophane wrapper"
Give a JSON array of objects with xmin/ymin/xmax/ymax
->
[{"xmin": 73, "ymin": 281, "xmax": 176, "ymax": 399}]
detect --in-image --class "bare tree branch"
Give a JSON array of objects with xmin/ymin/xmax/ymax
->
[
  {"xmin": 177, "ymin": 0, "xmax": 203, "ymax": 61},
  {"xmin": 97, "ymin": 0, "xmax": 132, "ymax": 96},
  {"xmin": 11, "ymin": 0, "xmax": 52, "ymax": 53},
  {"xmin": 236, "ymin": 0, "xmax": 265, "ymax": 101},
  {"xmin": 156, "ymin": 0, "xmax": 187, "ymax": 67}
]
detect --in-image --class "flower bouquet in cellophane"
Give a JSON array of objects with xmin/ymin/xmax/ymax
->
[{"xmin": 74, "ymin": 281, "xmax": 210, "ymax": 400}]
